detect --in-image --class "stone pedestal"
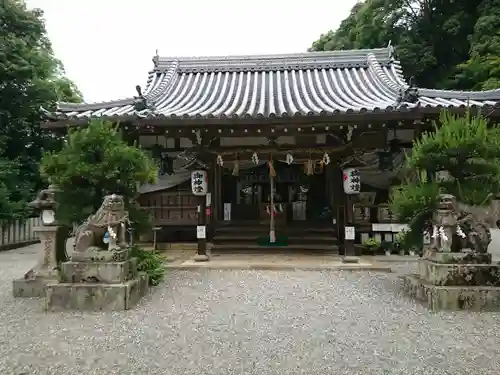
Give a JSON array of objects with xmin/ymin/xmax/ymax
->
[
  {"xmin": 402, "ymin": 252, "xmax": 500, "ymax": 311},
  {"xmin": 13, "ymin": 226, "xmax": 59, "ymax": 298},
  {"xmin": 45, "ymin": 248, "xmax": 149, "ymax": 311}
]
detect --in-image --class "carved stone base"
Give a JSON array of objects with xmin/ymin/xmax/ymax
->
[
  {"xmin": 71, "ymin": 247, "xmax": 130, "ymax": 262},
  {"xmin": 60, "ymin": 258, "xmax": 138, "ymax": 284},
  {"xmin": 427, "ymin": 252, "xmax": 492, "ymax": 264},
  {"xmin": 402, "ymin": 274, "xmax": 500, "ymax": 311},
  {"xmin": 13, "ymin": 276, "xmax": 57, "ymax": 298},
  {"xmin": 418, "ymin": 260, "xmax": 500, "ymax": 286},
  {"xmin": 45, "ymin": 272, "xmax": 149, "ymax": 311},
  {"xmin": 193, "ymin": 254, "xmax": 210, "ymax": 262},
  {"xmin": 45, "ymin": 251, "xmax": 149, "ymax": 311},
  {"xmin": 342, "ymin": 256, "xmax": 360, "ymax": 264}
]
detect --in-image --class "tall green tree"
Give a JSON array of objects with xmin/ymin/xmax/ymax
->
[
  {"xmin": 310, "ymin": 0, "xmax": 499, "ymax": 91},
  {"xmin": 0, "ymin": 0, "xmax": 82, "ymax": 220}
]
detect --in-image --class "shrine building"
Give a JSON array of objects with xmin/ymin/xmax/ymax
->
[{"xmin": 41, "ymin": 46, "xmax": 500, "ymax": 254}]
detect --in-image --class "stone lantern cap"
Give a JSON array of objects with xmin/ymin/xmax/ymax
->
[{"xmin": 29, "ymin": 184, "xmax": 59, "ymax": 212}]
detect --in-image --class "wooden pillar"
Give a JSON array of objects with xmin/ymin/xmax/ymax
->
[
  {"xmin": 213, "ymin": 159, "xmax": 222, "ymax": 223},
  {"xmin": 344, "ymin": 194, "xmax": 356, "ymax": 257},
  {"xmin": 325, "ymin": 163, "xmax": 339, "ymax": 254},
  {"xmin": 331, "ymin": 164, "xmax": 348, "ymax": 255},
  {"xmin": 196, "ymin": 195, "xmax": 208, "ymax": 258},
  {"xmin": 193, "ymin": 167, "xmax": 209, "ymax": 262}
]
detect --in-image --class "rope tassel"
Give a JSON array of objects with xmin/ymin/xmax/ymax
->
[
  {"xmin": 304, "ymin": 159, "xmax": 314, "ymax": 175},
  {"xmin": 268, "ymin": 160, "xmax": 276, "ymax": 177},
  {"xmin": 232, "ymin": 159, "xmax": 239, "ymax": 176}
]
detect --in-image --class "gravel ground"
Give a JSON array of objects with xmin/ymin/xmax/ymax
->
[{"xmin": 1, "ymin": 245, "xmax": 500, "ymax": 375}]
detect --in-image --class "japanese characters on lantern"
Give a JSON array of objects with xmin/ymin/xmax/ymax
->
[
  {"xmin": 343, "ymin": 168, "xmax": 361, "ymax": 194},
  {"xmin": 191, "ymin": 170, "xmax": 208, "ymax": 196}
]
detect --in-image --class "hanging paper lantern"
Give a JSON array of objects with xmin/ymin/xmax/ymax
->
[
  {"xmin": 343, "ymin": 168, "xmax": 361, "ymax": 194},
  {"xmin": 322, "ymin": 153, "xmax": 330, "ymax": 165},
  {"xmin": 216, "ymin": 154, "xmax": 224, "ymax": 167},
  {"xmin": 251, "ymin": 152, "xmax": 259, "ymax": 165},
  {"xmin": 285, "ymin": 153, "xmax": 294, "ymax": 165}
]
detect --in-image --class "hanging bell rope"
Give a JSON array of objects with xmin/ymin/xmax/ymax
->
[
  {"xmin": 317, "ymin": 160, "xmax": 324, "ymax": 173},
  {"xmin": 304, "ymin": 152, "xmax": 314, "ymax": 176},
  {"xmin": 232, "ymin": 154, "xmax": 239, "ymax": 176},
  {"xmin": 268, "ymin": 155, "xmax": 276, "ymax": 177}
]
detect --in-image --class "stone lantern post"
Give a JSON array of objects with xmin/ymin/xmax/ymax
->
[{"xmin": 12, "ymin": 184, "xmax": 60, "ymax": 297}]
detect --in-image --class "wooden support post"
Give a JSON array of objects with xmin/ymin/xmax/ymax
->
[
  {"xmin": 344, "ymin": 194, "xmax": 356, "ymax": 257},
  {"xmin": 194, "ymin": 194, "xmax": 209, "ymax": 261}
]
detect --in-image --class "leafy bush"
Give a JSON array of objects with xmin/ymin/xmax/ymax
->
[
  {"xmin": 128, "ymin": 245, "xmax": 165, "ymax": 286},
  {"xmin": 362, "ymin": 237, "xmax": 381, "ymax": 253},
  {"xmin": 40, "ymin": 119, "xmax": 157, "ymax": 235},
  {"xmin": 391, "ymin": 110, "xmax": 500, "ymax": 249}
]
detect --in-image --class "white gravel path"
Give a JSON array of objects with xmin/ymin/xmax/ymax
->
[{"xmin": 1, "ymin": 243, "xmax": 500, "ymax": 375}]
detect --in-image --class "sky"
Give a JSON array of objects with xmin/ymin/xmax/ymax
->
[{"xmin": 25, "ymin": 0, "xmax": 359, "ymax": 103}]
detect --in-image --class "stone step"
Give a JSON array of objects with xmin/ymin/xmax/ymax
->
[
  {"xmin": 211, "ymin": 244, "xmax": 339, "ymax": 255},
  {"xmin": 213, "ymin": 235, "xmax": 337, "ymax": 244},
  {"xmin": 216, "ymin": 225, "xmax": 335, "ymax": 234},
  {"xmin": 143, "ymin": 242, "xmax": 198, "ymax": 251},
  {"xmin": 60, "ymin": 258, "xmax": 138, "ymax": 284}
]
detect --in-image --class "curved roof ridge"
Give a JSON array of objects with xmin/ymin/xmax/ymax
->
[
  {"xmin": 388, "ymin": 60, "xmax": 410, "ymax": 87},
  {"xmin": 144, "ymin": 60, "xmax": 179, "ymax": 102},
  {"xmin": 56, "ymin": 97, "xmax": 135, "ymax": 112},
  {"xmin": 154, "ymin": 47, "xmax": 394, "ymax": 73},
  {"xmin": 366, "ymin": 53, "xmax": 406, "ymax": 94},
  {"xmin": 418, "ymin": 87, "xmax": 500, "ymax": 101}
]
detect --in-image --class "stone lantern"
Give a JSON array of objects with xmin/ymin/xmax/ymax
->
[{"xmin": 12, "ymin": 184, "xmax": 60, "ymax": 298}]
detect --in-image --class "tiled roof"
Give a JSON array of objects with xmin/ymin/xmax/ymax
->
[{"xmin": 45, "ymin": 47, "xmax": 500, "ymax": 122}]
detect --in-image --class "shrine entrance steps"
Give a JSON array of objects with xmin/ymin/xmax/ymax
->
[{"xmin": 211, "ymin": 222, "xmax": 339, "ymax": 255}]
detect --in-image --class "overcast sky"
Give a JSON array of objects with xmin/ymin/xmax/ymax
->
[{"xmin": 25, "ymin": 0, "xmax": 359, "ymax": 103}]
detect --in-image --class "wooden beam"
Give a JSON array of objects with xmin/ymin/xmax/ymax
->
[{"xmin": 40, "ymin": 110, "xmax": 425, "ymax": 129}]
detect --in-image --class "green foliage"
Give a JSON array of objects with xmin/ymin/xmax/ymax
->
[
  {"xmin": 0, "ymin": 0, "xmax": 82, "ymax": 219},
  {"xmin": 362, "ymin": 237, "xmax": 380, "ymax": 248},
  {"xmin": 410, "ymin": 111, "xmax": 500, "ymax": 205},
  {"xmin": 40, "ymin": 119, "xmax": 157, "ymax": 234},
  {"xmin": 391, "ymin": 110, "xmax": 500, "ymax": 247},
  {"xmin": 362, "ymin": 237, "xmax": 381, "ymax": 252},
  {"xmin": 128, "ymin": 245, "xmax": 165, "ymax": 286},
  {"xmin": 310, "ymin": 0, "xmax": 499, "ymax": 91}
]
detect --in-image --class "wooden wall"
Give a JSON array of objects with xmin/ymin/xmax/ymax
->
[{"xmin": 138, "ymin": 183, "xmax": 198, "ymax": 226}]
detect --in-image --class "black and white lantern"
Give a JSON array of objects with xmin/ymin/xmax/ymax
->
[
  {"xmin": 191, "ymin": 170, "xmax": 208, "ymax": 196},
  {"xmin": 343, "ymin": 168, "xmax": 361, "ymax": 194}
]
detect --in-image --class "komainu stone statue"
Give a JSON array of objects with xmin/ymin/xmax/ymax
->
[
  {"xmin": 430, "ymin": 193, "xmax": 491, "ymax": 254},
  {"xmin": 72, "ymin": 194, "xmax": 129, "ymax": 261},
  {"xmin": 46, "ymin": 193, "xmax": 149, "ymax": 311}
]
